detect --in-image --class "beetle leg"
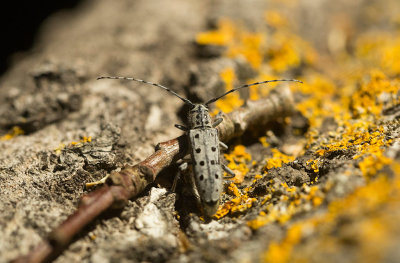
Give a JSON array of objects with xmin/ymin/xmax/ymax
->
[
  {"xmin": 175, "ymin": 124, "xmax": 188, "ymax": 131},
  {"xmin": 212, "ymin": 118, "xmax": 223, "ymax": 127},
  {"xmin": 85, "ymin": 174, "xmax": 110, "ymax": 189},
  {"xmin": 189, "ymin": 172, "xmax": 201, "ymax": 200},
  {"xmin": 222, "ymin": 164, "xmax": 236, "ymax": 179},
  {"xmin": 219, "ymin": 141, "xmax": 228, "ymax": 150},
  {"xmin": 171, "ymin": 162, "xmax": 188, "ymax": 192},
  {"xmin": 176, "ymin": 156, "xmax": 191, "ymax": 164}
]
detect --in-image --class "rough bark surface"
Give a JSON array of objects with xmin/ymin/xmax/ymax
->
[{"xmin": 1, "ymin": 0, "xmax": 399, "ymax": 262}]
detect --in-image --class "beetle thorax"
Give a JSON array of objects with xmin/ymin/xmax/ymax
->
[{"xmin": 188, "ymin": 104, "xmax": 212, "ymax": 129}]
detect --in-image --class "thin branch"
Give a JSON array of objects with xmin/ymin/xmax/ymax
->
[{"xmin": 13, "ymin": 86, "xmax": 294, "ymax": 263}]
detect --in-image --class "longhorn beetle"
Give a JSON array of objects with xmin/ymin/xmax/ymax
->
[{"xmin": 97, "ymin": 76, "xmax": 302, "ymax": 217}]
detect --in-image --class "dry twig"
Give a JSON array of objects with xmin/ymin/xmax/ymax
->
[{"xmin": 13, "ymin": 86, "xmax": 294, "ymax": 263}]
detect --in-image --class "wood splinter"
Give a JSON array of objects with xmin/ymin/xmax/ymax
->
[{"xmin": 13, "ymin": 86, "xmax": 294, "ymax": 263}]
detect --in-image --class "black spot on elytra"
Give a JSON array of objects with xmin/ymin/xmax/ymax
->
[
  {"xmin": 199, "ymin": 174, "xmax": 204, "ymax": 181},
  {"xmin": 215, "ymin": 174, "xmax": 219, "ymax": 179},
  {"xmin": 200, "ymin": 161, "xmax": 205, "ymax": 166},
  {"xmin": 211, "ymin": 147, "xmax": 216, "ymax": 152},
  {"xmin": 196, "ymin": 148, "xmax": 201, "ymax": 153},
  {"xmin": 195, "ymin": 134, "xmax": 199, "ymax": 139},
  {"xmin": 211, "ymin": 160, "xmax": 215, "ymax": 165}
]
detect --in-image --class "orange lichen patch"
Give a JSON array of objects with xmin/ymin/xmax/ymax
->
[
  {"xmin": 197, "ymin": 10, "xmax": 399, "ymax": 261},
  {"xmin": 247, "ymin": 182, "xmax": 325, "ymax": 230},
  {"xmin": 214, "ymin": 145, "xmax": 260, "ymax": 219},
  {"xmin": 193, "ymin": 5, "xmax": 400, "ymax": 263},
  {"xmin": 198, "ymin": 16, "xmax": 314, "ymax": 116},
  {"xmin": 227, "ymin": 183, "xmax": 241, "ymax": 197},
  {"xmin": 259, "ymin": 137, "xmax": 270, "ymax": 147},
  {"xmin": 227, "ymin": 32, "xmax": 264, "ymax": 69},
  {"xmin": 55, "ymin": 136, "xmax": 92, "ymax": 155},
  {"xmin": 196, "ymin": 18, "xmax": 235, "ymax": 46},
  {"xmin": 197, "ymin": 15, "xmax": 316, "ymax": 72},
  {"xmin": 356, "ymin": 33, "xmax": 400, "ymax": 75},
  {"xmin": 266, "ymin": 31, "xmax": 317, "ymax": 73},
  {"xmin": 254, "ymin": 174, "xmax": 263, "ymax": 180},
  {"xmin": 306, "ymin": 159, "xmax": 320, "ymax": 173},
  {"xmin": 264, "ymin": 149, "xmax": 295, "ymax": 170},
  {"xmin": 54, "ymin": 143, "xmax": 66, "ymax": 155},
  {"xmin": 248, "ymin": 84, "xmax": 261, "ymax": 101},
  {"xmin": 224, "ymin": 145, "xmax": 252, "ymax": 183},
  {"xmin": 317, "ymin": 124, "xmax": 382, "ymax": 156},
  {"xmin": 264, "ymin": 9, "xmax": 317, "ymax": 72},
  {"xmin": 247, "ymin": 207, "xmax": 277, "ymax": 230},
  {"xmin": 246, "ymin": 73, "xmax": 283, "ymax": 101},
  {"xmin": 302, "ymin": 185, "xmax": 324, "ymax": 207},
  {"xmin": 214, "ymin": 195, "xmax": 257, "ymax": 219},
  {"xmin": 295, "ymin": 75, "xmax": 341, "ymax": 129},
  {"xmin": 314, "ymin": 122, "xmax": 392, "ymax": 179},
  {"xmin": 358, "ymin": 154, "xmax": 392, "ymax": 179},
  {"xmin": 230, "ymin": 196, "xmax": 258, "ymax": 214},
  {"xmin": 214, "ymin": 67, "xmax": 244, "ymax": 114},
  {"xmin": 350, "ymin": 70, "xmax": 399, "ymax": 118},
  {"xmin": 214, "ymin": 183, "xmax": 257, "ymax": 219},
  {"xmin": 230, "ymin": 171, "xmax": 245, "ymax": 184},
  {"xmin": 281, "ymin": 182, "xmax": 296, "ymax": 193},
  {"xmin": 0, "ymin": 126, "xmax": 24, "ymax": 141},
  {"xmin": 266, "ymin": 166, "xmax": 400, "ymax": 263},
  {"xmin": 265, "ymin": 10, "xmax": 289, "ymax": 29},
  {"xmin": 213, "ymin": 204, "xmax": 231, "ymax": 219},
  {"xmin": 267, "ymin": 35, "xmax": 300, "ymax": 73},
  {"xmin": 70, "ymin": 136, "xmax": 92, "ymax": 146},
  {"xmin": 264, "ymin": 223, "xmax": 303, "ymax": 263},
  {"xmin": 197, "ymin": 18, "xmax": 264, "ymax": 69}
]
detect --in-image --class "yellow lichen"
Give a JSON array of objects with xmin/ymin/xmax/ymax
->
[
  {"xmin": 0, "ymin": 126, "xmax": 24, "ymax": 141},
  {"xmin": 54, "ymin": 143, "xmax": 66, "ymax": 155},
  {"xmin": 247, "ymin": 183, "xmax": 325, "ymax": 230},
  {"xmin": 264, "ymin": 223, "xmax": 303, "ymax": 263},
  {"xmin": 227, "ymin": 32, "xmax": 264, "ymax": 69},
  {"xmin": 306, "ymin": 159, "xmax": 320, "ymax": 173},
  {"xmin": 196, "ymin": 18, "xmax": 264, "ymax": 69},
  {"xmin": 197, "ymin": 10, "xmax": 400, "ymax": 261},
  {"xmin": 214, "ymin": 67, "xmax": 244, "ymax": 114},
  {"xmin": 259, "ymin": 136, "xmax": 270, "ymax": 147},
  {"xmin": 196, "ymin": 18, "xmax": 235, "ymax": 46},
  {"xmin": 214, "ymin": 183, "xmax": 257, "ymax": 219},
  {"xmin": 356, "ymin": 33, "xmax": 400, "ymax": 75},
  {"xmin": 358, "ymin": 154, "xmax": 392, "ymax": 179},
  {"xmin": 350, "ymin": 70, "xmax": 398, "ymax": 118},
  {"xmin": 70, "ymin": 136, "xmax": 92, "ymax": 146},
  {"xmin": 265, "ymin": 10, "xmax": 289, "ymax": 29},
  {"xmin": 224, "ymin": 145, "xmax": 252, "ymax": 183},
  {"xmin": 265, "ymin": 165, "xmax": 400, "ymax": 263},
  {"xmin": 266, "ymin": 28, "xmax": 317, "ymax": 72},
  {"xmin": 264, "ymin": 149, "xmax": 295, "ymax": 170},
  {"xmin": 55, "ymin": 136, "xmax": 92, "ymax": 155},
  {"xmin": 227, "ymin": 183, "xmax": 241, "ymax": 197},
  {"xmin": 314, "ymin": 122, "xmax": 392, "ymax": 179}
]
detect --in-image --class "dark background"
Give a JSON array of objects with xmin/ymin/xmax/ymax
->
[{"xmin": 0, "ymin": 0, "xmax": 82, "ymax": 74}]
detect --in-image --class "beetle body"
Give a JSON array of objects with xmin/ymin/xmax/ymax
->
[
  {"xmin": 187, "ymin": 104, "xmax": 222, "ymax": 216},
  {"xmin": 97, "ymin": 76, "xmax": 302, "ymax": 217}
]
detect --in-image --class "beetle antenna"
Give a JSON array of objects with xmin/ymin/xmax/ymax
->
[
  {"xmin": 97, "ymin": 76, "xmax": 195, "ymax": 107},
  {"xmin": 205, "ymin": 79, "xmax": 302, "ymax": 106}
]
